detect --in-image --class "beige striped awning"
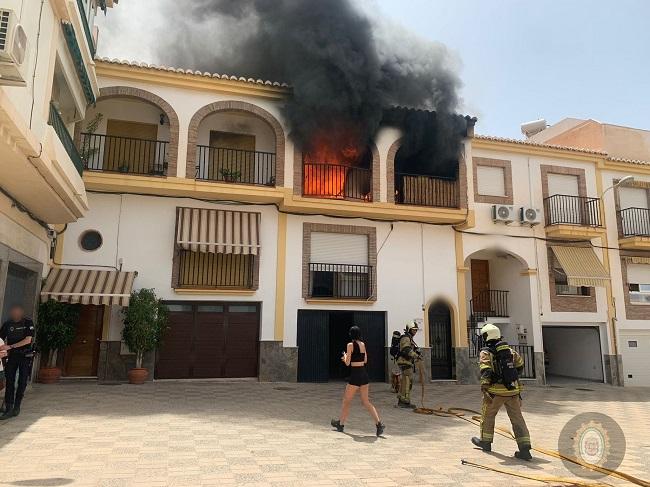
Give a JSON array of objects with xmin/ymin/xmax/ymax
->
[
  {"xmin": 41, "ymin": 268, "xmax": 137, "ymax": 306},
  {"xmin": 175, "ymin": 207, "xmax": 260, "ymax": 255},
  {"xmin": 550, "ymin": 246, "xmax": 610, "ymax": 287},
  {"xmin": 627, "ymin": 256, "xmax": 650, "ymax": 265}
]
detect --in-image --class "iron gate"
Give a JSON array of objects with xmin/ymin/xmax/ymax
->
[{"xmin": 429, "ymin": 302, "xmax": 453, "ymax": 379}]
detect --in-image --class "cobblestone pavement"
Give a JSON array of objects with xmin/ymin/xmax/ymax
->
[{"xmin": 0, "ymin": 381, "xmax": 648, "ymax": 486}]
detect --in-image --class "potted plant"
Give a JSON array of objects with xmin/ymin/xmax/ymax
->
[
  {"xmin": 78, "ymin": 112, "xmax": 103, "ymax": 169},
  {"xmin": 219, "ymin": 168, "xmax": 241, "ymax": 183},
  {"xmin": 121, "ymin": 288, "xmax": 168, "ymax": 384},
  {"xmin": 36, "ymin": 300, "xmax": 80, "ymax": 384}
]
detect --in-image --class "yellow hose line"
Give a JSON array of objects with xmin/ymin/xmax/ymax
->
[{"xmin": 412, "ymin": 362, "xmax": 650, "ymax": 487}]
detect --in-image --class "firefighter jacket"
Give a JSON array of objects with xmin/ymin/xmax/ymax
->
[
  {"xmin": 479, "ymin": 342, "xmax": 524, "ymax": 396},
  {"xmin": 396, "ymin": 333, "xmax": 420, "ymax": 367}
]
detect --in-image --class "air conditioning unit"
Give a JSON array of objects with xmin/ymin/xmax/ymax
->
[
  {"xmin": 0, "ymin": 9, "xmax": 28, "ymax": 86},
  {"xmin": 492, "ymin": 204, "xmax": 516, "ymax": 223},
  {"xmin": 520, "ymin": 206, "xmax": 542, "ymax": 226}
]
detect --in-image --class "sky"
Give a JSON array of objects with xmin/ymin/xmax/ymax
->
[{"xmin": 96, "ymin": 0, "xmax": 650, "ymax": 139}]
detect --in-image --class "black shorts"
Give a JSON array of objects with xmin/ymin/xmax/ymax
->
[{"xmin": 348, "ymin": 366, "xmax": 369, "ymax": 386}]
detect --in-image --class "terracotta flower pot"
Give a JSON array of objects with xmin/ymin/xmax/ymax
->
[
  {"xmin": 39, "ymin": 367, "xmax": 62, "ymax": 384},
  {"xmin": 127, "ymin": 368, "xmax": 149, "ymax": 384}
]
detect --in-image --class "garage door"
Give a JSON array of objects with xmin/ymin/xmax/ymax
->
[
  {"xmin": 155, "ymin": 302, "xmax": 260, "ymax": 379},
  {"xmin": 621, "ymin": 334, "xmax": 650, "ymax": 387},
  {"xmin": 542, "ymin": 326, "xmax": 604, "ymax": 382}
]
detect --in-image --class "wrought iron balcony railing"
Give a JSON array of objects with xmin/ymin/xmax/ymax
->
[
  {"xmin": 302, "ymin": 163, "xmax": 372, "ymax": 201},
  {"xmin": 79, "ymin": 133, "xmax": 169, "ymax": 176},
  {"xmin": 196, "ymin": 146, "xmax": 276, "ymax": 186},
  {"xmin": 308, "ymin": 263, "xmax": 373, "ymax": 299},
  {"xmin": 619, "ymin": 207, "xmax": 650, "ymax": 237},
  {"xmin": 469, "ymin": 289, "xmax": 509, "ymax": 320},
  {"xmin": 467, "ymin": 328, "xmax": 535, "ymax": 378},
  {"xmin": 48, "ymin": 102, "xmax": 84, "ymax": 176},
  {"xmin": 395, "ymin": 172, "xmax": 459, "ymax": 208},
  {"xmin": 543, "ymin": 194, "xmax": 602, "ymax": 227}
]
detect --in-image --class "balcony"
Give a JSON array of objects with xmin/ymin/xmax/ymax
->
[
  {"xmin": 395, "ymin": 173, "xmax": 459, "ymax": 208},
  {"xmin": 543, "ymin": 194, "xmax": 604, "ymax": 240},
  {"xmin": 196, "ymin": 146, "xmax": 276, "ymax": 186},
  {"xmin": 49, "ymin": 102, "xmax": 84, "ymax": 176},
  {"xmin": 79, "ymin": 133, "xmax": 169, "ymax": 176},
  {"xmin": 308, "ymin": 263, "xmax": 373, "ymax": 299},
  {"xmin": 469, "ymin": 289, "xmax": 509, "ymax": 322},
  {"xmin": 618, "ymin": 207, "xmax": 650, "ymax": 250},
  {"xmin": 302, "ymin": 163, "xmax": 371, "ymax": 201},
  {"xmin": 75, "ymin": 0, "xmax": 96, "ymax": 57}
]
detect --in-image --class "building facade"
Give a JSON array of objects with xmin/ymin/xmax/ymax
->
[
  {"xmin": 0, "ymin": 1, "xmax": 117, "ymax": 328},
  {"xmin": 46, "ymin": 59, "xmax": 650, "ymax": 387}
]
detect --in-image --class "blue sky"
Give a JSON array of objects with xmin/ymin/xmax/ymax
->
[
  {"xmin": 373, "ymin": 0, "xmax": 650, "ymax": 137},
  {"xmin": 97, "ymin": 0, "xmax": 650, "ymax": 138}
]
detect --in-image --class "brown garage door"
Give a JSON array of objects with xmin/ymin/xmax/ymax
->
[{"xmin": 155, "ymin": 302, "xmax": 260, "ymax": 379}]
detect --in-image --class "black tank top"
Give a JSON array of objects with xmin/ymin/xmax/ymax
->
[{"xmin": 351, "ymin": 341, "xmax": 366, "ymax": 362}]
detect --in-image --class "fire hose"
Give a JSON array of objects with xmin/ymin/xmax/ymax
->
[{"xmin": 411, "ymin": 360, "xmax": 650, "ymax": 487}]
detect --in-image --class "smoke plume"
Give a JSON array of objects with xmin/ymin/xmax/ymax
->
[{"xmin": 157, "ymin": 0, "xmax": 465, "ymax": 171}]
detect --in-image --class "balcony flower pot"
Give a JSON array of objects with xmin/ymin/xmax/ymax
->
[
  {"xmin": 122, "ymin": 288, "xmax": 168, "ymax": 385},
  {"xmin": 36, "ymin": 299, "xmax": 80, "ymax": 385},
  {"xmin": 127, "ymin": 368, "xmax": 149, "ymax": 384},
  {"xmin": 39, "ymin": 367, "xmax": 62, "ymax": 384}
]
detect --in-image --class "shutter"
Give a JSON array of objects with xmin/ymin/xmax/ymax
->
[
  {"xmin": 311, "ymin": 232, "xmax": 368, "ymax": 265},
  {"xmin": 548, "ymin": 174, "xmax": 580, "ymax": 196},
  {"xmin": 476, "ymin": 166, "xmax": 506, "ymax": 196},
  {"xmin": 619, "ymin": 187, "xmax": 648, "ymax": 210},
  {"xmin": 627, "ymin": 264, "xmax": 650, "ymax": 285}
]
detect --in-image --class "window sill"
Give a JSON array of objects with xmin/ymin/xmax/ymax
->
[
  {"xmin": 305, "ymin": 298, "xmax": 376, "ymax": 305},
  {"xmin": 174, "ymin": 288, "xmax": 257, "ymax": 296}
]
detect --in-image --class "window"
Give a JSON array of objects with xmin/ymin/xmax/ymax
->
[
  {"xmin": 628, "ymin": 340, "xmax": 638, "ymax": 348},
  {"xmin": 79, "ymin": 230, "xmax": 102, "ymax": 251},
  {"xmin": 627, "ymin": 263, "xmax": 650, "ymax": 304},
  {"xmin": 552, "ymin": 255, "xmax": 590, "ymax": 296},
  {"xmin": 177, "ymin": 251, "xmax": 255, "ymax": 289},
  {"xmin": 477, "ymin": 166, "xmax": 506, "ymax": 197}
]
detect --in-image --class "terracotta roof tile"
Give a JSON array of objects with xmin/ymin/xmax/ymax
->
[{"xmin": 474, "ymin": 134, "xmax": 607, "ymax": 156}]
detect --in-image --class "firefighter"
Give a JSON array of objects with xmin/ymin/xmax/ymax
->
[
  {"xmin": 471, "ymin": 323, "xmax": 532, "ymax": 461},
  {"xmin": 396, "ymin": 321, "xmax": 421, "ymax": 408}
]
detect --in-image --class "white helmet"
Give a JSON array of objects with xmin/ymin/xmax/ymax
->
[
  {"xmin": 480, "ymin": 323, "xmax": 501, "ymax": 342},
  {"xmin": 405, "ymin": 320, "xmax": 419, "ymax": 333}
]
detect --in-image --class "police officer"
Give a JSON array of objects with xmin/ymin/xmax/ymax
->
[
  {"xmin": 471, "ymin": 323, "xmax": 532, "ymax": 460},
  {"xmin": 0, "ymin": 304, "xmax": 35, "ymax": 420},
  {"xmin": 396, "ymin": 321, "xmax": 422, "ymax": 409}
]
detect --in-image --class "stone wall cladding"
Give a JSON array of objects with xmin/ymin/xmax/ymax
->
[
  {"xmin": 97, "ymin": 341, "xmax": 155, "ymax": 383},
  {"xmin": 386, "ymin": 138, "xmax": 468, "ymax": 208},
  {"xmin": 472, "ymin": 157, "xmax": 513, "ymax": 205},
  {"xmin": 540, "ymin": 164, "xmax": 588, "ymax": 199},
  {"xmin": 293, "ymin": 142, "xmax": 381, "ymax": 201},
  {"xmin": 619, "ymin": 254, "xmax": 650, "ymax": 320},
  {"xmin": 258, "ymin": 341, "xmax": 298, "ymax": 382},
  {"xmin": 547, "ymin": 246, "xmax": 597, "ymax": 312},
  {"xmin": 302, "ymin": 222, "xmax": 377, "ymax": 300},
  {"xmin": 98, "ymin": 86, "xmax": 180, "ymax": 178},
  {"xmin": 186, "ymin": 101, "xmax": 285, "ymax": 185}
]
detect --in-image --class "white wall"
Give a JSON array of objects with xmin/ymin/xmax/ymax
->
[
  {"xmin": 62, "ymin": 193, "xmax": 279, "ymax": 341},
  {"xmin": 282, "ymin": 214, "xmax": 458, "ymax": 348},
  {"xmin": 86, "ymin": 98, "xmax": 171, "ymax": 140}
]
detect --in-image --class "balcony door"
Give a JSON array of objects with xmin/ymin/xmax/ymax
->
[
  {"xmin": 208, "ymin": 131, "xmax": 256, "ymax": 183},
  {"xmin": 105, "ymin": 119, "xmax": 158, "ymax": 173},
  {"xmin": 470, "ymin": 259, "xmax": 490, "ymax": 314}
]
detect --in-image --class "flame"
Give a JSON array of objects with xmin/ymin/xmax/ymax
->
[{"xmin": 302, "ymin": 127, "xmax": 367, "ymax": 199}]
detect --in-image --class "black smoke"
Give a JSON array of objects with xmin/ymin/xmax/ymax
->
[{"xmin": 158, "ymin": 0, "xmax": 466, "ymax": 170}]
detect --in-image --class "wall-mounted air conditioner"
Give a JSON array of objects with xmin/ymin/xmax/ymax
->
[
  {"xmin": 492, "ymin": 204, "xmax": 516, "ymax": 223},
  {"xmin": 0, "ymin": 9, "xmax": 28, "ymax": 86},
  {"xmin": 520, "ymin": 206, "xmax": 542, "ymax": 226}
]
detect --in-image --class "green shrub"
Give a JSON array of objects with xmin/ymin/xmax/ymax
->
[
  {"xmin": 122, "ymin": 288, "xmax": 168, "ymax": 368},
  {"xmin": 36, "ymin": 300, "xmax": 80, "ymax": 368}
]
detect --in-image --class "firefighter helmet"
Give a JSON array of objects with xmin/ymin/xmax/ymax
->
[
  {"xmin": 405, "ymin": 320, "xmax": 420, "ymax": 333},
  {"xmin": 480, "ymin": 323, "xmax": 501, "ymax": 342}
]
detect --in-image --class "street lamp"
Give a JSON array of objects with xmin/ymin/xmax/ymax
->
[{"xmin": 601, "ymin": 175, "xmax": 634, "ymax": 197}]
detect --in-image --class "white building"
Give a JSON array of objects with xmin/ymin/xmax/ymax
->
[
  {"xmin": 45, "ymin": 59, "xmax": 650, "ymax": 387},
  {"xmin": 0, "ymin": 1, "xmax": 118, "ymax": 326}
]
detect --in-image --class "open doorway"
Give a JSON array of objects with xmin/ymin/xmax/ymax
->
[
  {"xmin": 297, "ymin": 310, "xmax": 386, "ymax": 382},
  {"xmin": 542, "ymin": 326, "xmax": 604, "ymax": 383}
]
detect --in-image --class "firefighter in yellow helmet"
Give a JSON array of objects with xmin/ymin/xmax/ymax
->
[
  {"xmin": 396, "ymin": 321, "xmax": 422, "ymax": 408},
  {"xmin": 471, "ymin": 323, "xmax": 532, "ymax": 461}
]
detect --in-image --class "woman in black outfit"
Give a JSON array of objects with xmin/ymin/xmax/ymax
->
[{"xmin": 331, "ymin": 326, "xmax": 384, "ymax": 436}]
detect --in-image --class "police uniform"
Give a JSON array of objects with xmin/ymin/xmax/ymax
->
[
  {"xmin": 478, "ymin": 341, "xmax": 531, "ymax": 451},
  {"xmin": 396, "ymin": 333, "xmax": 420, "ymax": 406},
  {"xmin": 0, "ymin": 317, "xmax": 35, "ymax": 415}
]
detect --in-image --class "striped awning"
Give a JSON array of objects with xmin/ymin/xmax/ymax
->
[
  {"xmin": 41, "ymin": 268, "xmax": 137, "ymax": 306},
  {"xmin": 550, "ymin": 246, "xmax": 610, "ymax": 287},
  {"xmin": 627, "ymin": 256, "xmax": 650, "ymax": 265},
  {"xmin": 175, "ymin": 207, "xmax": 260, "ymax": 255}
]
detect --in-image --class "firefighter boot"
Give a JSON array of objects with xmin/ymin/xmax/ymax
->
[
  {"xmin": 515, "ymin": 446, "xmax": 532, "ymax": 461},
  {"xmin": 471, "ymin": 437, "xmax": 492, "ymax": 452}
]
